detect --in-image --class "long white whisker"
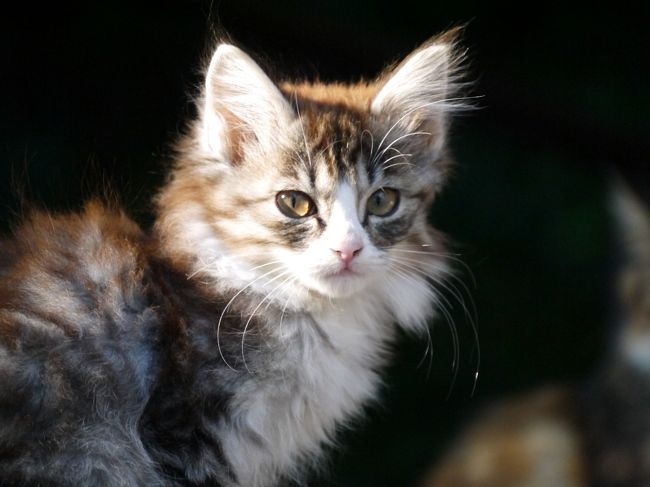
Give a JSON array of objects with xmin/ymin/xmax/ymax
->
[
  {"xmin": 372, "ymin": 101, "xmax": 439, "ymax": 162},
  {"xmin": 379, "ymin": 152, "xmax": 414, "ymax": 169},
  {"xmin": 278, "ymin": 277, "xmax": 298, "ymax": 337},
  {"xmin": 386, "ymin": 265, "xmax": 450, "ymax": 378},
  {"xmin": 389, "ymin": 250, "xmax": 481, "ymax": 395},
  {"xmin": 186, "ymin": 249, "xmax": 279, "ymax": 280},
  {"xmin": 389, "ymin": 255, "xmax": 464, "ymax": 299},
  {"xmin": 371, "ymin": 98, "xmax": 461, "ymax": 168},
  {"xmin": 275, "ymin": 276, "xmax": 299, "ymax": 387},
  {"xmin": 389, "ymin": 260, "xmax": 464, "ymax": 397},
  {"xmin": 389, "ymin": 256, "xmax": 476, "ymax": 336},
  {"xmin": 384, "ymin": 251, "xmax": 457, "ymax": 279},
  {"xmin": 393, "ymin": 267, "xmax": 460, "ymax": 398},
  {"xmin": 390, "ymin": 259, "xmax": 459, "ymax": 322},
  {"xmin": 186, "ymin": 258, "xmax": 220, "ymax": 280},
  {"xmin": 388, "ymin": 249, "xmax": 478, "ymax": 309},
  {"xmin": 216, "ymin": 265, "xmax": 287, "ymax": 371},
  {"xmin": 382, "ymin": 162, "xmax": 417, "ymax": 171},
  {"xmin": 370, "ymin": 94, "xmax": 479, "ymax": 170},
  {"xmin": 386, "ymin": 246, "xmax": 463, "ymax": 256},
  {"xmin": 371, "ymin": 130, "xmax": 431, "ymax": 168},
  {"xmin": 416, "ymin": 320, "xmax": 435, "ymax": 378},
  {"xmin": 388, "ymin": 248, "xmax": 476, "ymax": 282},
  {"xmin": 240, "ymin": 270, "xmax": 295, "ymax": 374}
]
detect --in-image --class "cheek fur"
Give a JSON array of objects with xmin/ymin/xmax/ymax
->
[
  {"xmin": 366, "ymin": 207, "xmax": 419, "ymax": 248},
  {"xmin": 267, "ymin": 218, "xmax": 324, "ymax": 249}
]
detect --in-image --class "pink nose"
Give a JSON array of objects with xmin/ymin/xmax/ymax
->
[{"xmin": 331, "ymin": 243, "xmax": 363, "ymax": 266}]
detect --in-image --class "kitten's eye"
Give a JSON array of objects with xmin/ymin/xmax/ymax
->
[
  {"xmin": 367, "ymin": 188, "xmax": 399, "ymax": 217},
  {"xmin": 276, "ymin": 190, "xmax": 317, "ymax": 218}
]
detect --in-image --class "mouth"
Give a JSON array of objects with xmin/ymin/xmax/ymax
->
[
  {"xmin": 323, "ymin": 267, "xmax": 358, "ymax": 279},
  {"xmin": 304, "ymin": 265, "xmax": 372, "ymax": 298}
]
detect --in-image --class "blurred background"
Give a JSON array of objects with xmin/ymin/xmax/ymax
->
[{"xmin": 1, "ymin": 2, "xmax": 648, "ymax": 485}]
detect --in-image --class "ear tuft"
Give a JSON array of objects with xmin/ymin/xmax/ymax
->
[
  {"xmin": 201, "ymin": 44, "xmax": 294, "ymax": 163},
  {"xmin": 371, "ymin": 29, "xmax": 469, "ymax": 157}
]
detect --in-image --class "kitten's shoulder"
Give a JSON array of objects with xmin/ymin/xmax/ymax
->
[
  {"xmin": 0, "ymin": 201, "xmax": 167, "ymax": 485},
  {"xmin": 2, "ymin": 200, "xmax": 147, "ymax": 282},
  {"xmin": 0, "ymin": 201, "xmax": 151, "ymax": 339}
]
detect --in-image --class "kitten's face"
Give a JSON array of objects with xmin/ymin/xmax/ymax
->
[
  {"xmin": 209, "ymin": 106, "xmax": 440, "ymax": 300},
  {"xmin": 157, "ymin": 36, "xmax": 464, "ymax": 313}
]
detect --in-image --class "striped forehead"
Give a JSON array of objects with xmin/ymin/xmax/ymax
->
[{"xmin": 299, "ymin": 104, "xmax": 370, "ymax": 189}]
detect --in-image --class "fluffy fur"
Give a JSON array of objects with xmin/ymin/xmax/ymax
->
[{"xmin": 0, "ymin": 30, "xmax": 466, "ymax": 486}]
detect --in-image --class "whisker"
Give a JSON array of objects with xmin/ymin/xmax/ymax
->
[
  {"xmin": 416, "ymin": 321, "xmax": 435, "ymax": 379},
  {"xmin": 379, "ymin": 152, "xmax": 414, "ymax": 171},
  {"xmin": 389, "ymin": 256, "xmax": 479, "ymax": 382},
  {"xmin": 240, "ymin": 270, "xmax": 295, "ymax": 374},
  {"xmin": 216, "ymin": 265, "xmax": 287, "ymax": 371},
  {"xmin": 390, "ymin": 259, "xmax": 460, "ymax": 324},
  {"xmin": 382, "ymin": 162, "xmax": 416, "ymax": 172},
  {"xmin": 389, "ymin": 255, "xmax": 474, "ymax": 321},
  {"xmin": 371, "ymin": 130, "xmax": 430, "ymax": 169},
  {"xmin": 387, "ymin": 264, "xmax": 458, "ymax": 384},
  {"xmin": 371, "ymin": 90, "xmax": 480, "ymax": 169},
  {"xmin": 387, "ymin": 251, "xmax": 479, "ymax": 337},
  {"xmin": 388, "ymin": 247, "xmax": 476, "ymax": 283},
  {"xmin": 186, "ymin": 249, "xmax": 279, "ymax": 280},
  {"xmin": 372, "ymin": 101, "xmax": 441, "ymax": 164},
  {"xmin": 278, "ymin": 277, "xmax": 298, "ymax": 339},
  {"xmin": 276, "ymin": 277, "xmax": 298, "ymax": 386},
  {"xmin": 387, "ymin": 247, "xmax": 461, "ymax": 257},
  {"xmin": 389, "ymin": 257, "xmax": 476, "ymax": 398},
  {"xmin": 371, "ymin": 96, "xmax": 471, "ymax": 169},
  {"xmin": 186, "ymin": 257, "xmax": 220, "ymax": 280}
]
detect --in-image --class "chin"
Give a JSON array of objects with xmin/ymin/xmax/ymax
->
[{"xmin": 304, "ymin": 271, "xmax": 374, "ymax": 299}]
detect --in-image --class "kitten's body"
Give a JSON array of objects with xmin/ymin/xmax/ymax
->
[
  {"xmin": 424, "ymin": 182, "xmax": 650, "ymax": 487},
  {"xmin": 0, "ymin": 32, "xmax": 465, "ymax": 486}
]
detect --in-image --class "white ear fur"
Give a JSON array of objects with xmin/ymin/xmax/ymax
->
[
  {"xmin": 371, "ymin": 38, "xmax": 461, "ymax": 156},
  {"xmin": 201, "ymin": 44, "xmax": 294, "ymax": 162}
]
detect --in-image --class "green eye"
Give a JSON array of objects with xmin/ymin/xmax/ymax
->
[
  {"xmin": 276, "ymin": 190, "xmax": 317, "ymax": 218},
  {"xmin": 367, "ymin": 188, "xmax": 400, "ymax": 217}
]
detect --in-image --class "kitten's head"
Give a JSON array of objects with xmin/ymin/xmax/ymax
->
[{"xmin": 156, "ymin": 31, "xmax": 467, "ymax": 323}]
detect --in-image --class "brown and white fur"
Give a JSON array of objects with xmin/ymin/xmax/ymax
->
[{"xmin": 0, "ymin": 31, "xmax": 467, "ymax": 486}]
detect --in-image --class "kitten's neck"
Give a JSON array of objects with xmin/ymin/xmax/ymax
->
[{"xmin": 143, "ymin": 249, "xmax": 397, "ymax": 487}]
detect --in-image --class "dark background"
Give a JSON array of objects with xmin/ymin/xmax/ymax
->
[{"xmin": 1, "ymin": 2, "xmax": 648, "ymax": 485}]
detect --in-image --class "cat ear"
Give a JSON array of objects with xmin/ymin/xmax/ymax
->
[
  {"xmin": 201, "ymin": 44, "xmax": 294, "ymax": 163},
  {"xmin": 370, "ymin": 32, "xmax": 464, "ymax": 157}
]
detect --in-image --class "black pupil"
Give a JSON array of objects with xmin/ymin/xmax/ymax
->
[
  {"xmin": 375, "ymin": 191, "xmax": 385, "ymax": 207},
  {"xmin": 291, "ymin": 194, "xmax": 298, "ymax": 208}
]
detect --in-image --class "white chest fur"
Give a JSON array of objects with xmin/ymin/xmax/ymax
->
[{"xmin": 220, "ymin": 296, "xmax": 397, "ymax": 487}]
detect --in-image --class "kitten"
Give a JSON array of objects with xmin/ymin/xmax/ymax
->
[
  {"xmin": 0, "ymin": 30, "xmax": 467, "ymax": 486},
  {"xmin": 422, "ymin": 180, "xmax": 650, "ymax": 487}
]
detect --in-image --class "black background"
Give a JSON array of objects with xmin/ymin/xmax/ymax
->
[{"xmin": 1, "ymin": 2, "xmax": 648, "ymax": 485}]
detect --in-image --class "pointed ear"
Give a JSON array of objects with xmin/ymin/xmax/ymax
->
[
  {"xmin": 371, "ymin": 32, "xmax": 464, "ymax": 157},
  {"xmin": 201, "ymin": 44, "xmax": 294, "ymax": 163}
]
